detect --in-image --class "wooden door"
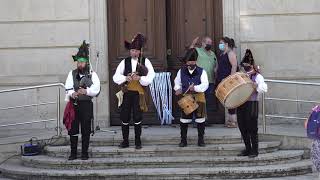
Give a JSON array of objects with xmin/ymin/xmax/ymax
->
[
  {"xmin": 166, "ymin": 0, "xmax": 225, "ymax": 124},
  {"xmin": 107, "ymin": 0, "xmax": 224, "ymax": 125},
  {"xmin": 107, "ymin": 0, "xmax": 166, "ymax": 125}
]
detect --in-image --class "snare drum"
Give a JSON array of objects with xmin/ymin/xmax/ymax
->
[{"xmin": 177, "ymin": 94, "xmax": 199, "ymax": 115}]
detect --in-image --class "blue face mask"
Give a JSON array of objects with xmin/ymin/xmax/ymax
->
[{"xmin": 219, "ymin": 43, "xmax": 225, "ymax": 51}]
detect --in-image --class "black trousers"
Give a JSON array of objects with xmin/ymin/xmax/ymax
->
[
  {"xmin": 68, "ymin": 100, "xmax": 93, "ymax": 157},
  {"xmin": 120, "ymin": 91, "xmax": 143, "ymax": 145},
  {"xmin": 237, "ymin": 101, "xmax": 259, "ymax": 152},
  {"xmin": 120, "ymin": 91, "xmax": 142, "ymax": 124},
  {"xmin": 228, "ymin": 108, "xmax": 236, "ymax": 115},
  {"xmin": 68, "ymin": 100, "xmax": 93, "ymax": 136}
]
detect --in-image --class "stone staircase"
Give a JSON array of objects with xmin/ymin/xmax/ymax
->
[{"xmin": 0, "ymin": 135, "xmax": 312, "ymax": 179}]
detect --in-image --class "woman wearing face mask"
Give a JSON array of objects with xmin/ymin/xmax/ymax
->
[
  {"xmin": 216, "ymin": 36, "xmax": 238, "ymax": 128},
  {"xmin": 237, "ymin": 49, "xmax": 267, "ymax": 158},
  {"xmin": 174, "ymin": 48, "xmax": 209, "ymax": 147}
]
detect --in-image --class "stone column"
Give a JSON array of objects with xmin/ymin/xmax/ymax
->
[
  {"xmin": 222, "ymin": 0, "xmax": 241, "ymax": 58},
  {"xmin": 222, "ymin": 0, "xmax": 241, "ymax": 125},
  {"xmin": 89, "ymin": 0, "xmax": 110, "ymax": 127}
]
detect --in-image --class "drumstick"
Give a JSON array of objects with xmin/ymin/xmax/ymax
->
[{"xmin": 183, "ymin": 83, "xmax": 195, "ymax": 96}]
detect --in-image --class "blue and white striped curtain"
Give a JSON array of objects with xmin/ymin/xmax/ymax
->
[{"xmin": 149, "ymin": 72, "xmax": 174, "ymax": 125}]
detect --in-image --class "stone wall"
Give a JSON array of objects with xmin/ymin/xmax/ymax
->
[
  {"xmin": 1, "ymin": 0, "xmax": 319, "ymax": 130},
  {"xmin": 223, "ymin": 0, "xmax": 320, "ymax": 126},
  {"xmin": 0, "ymin": 0, "xmax": 109, "ymax": 131},
  {"xmin": 239, "ymin": 0, "xmax": 320, "ymax": 80}
]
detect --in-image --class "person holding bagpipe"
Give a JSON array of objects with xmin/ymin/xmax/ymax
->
[
  {"xmin": 113, "ymin": 33, "xmax": 155, "ymax": 149},
  {"xmin": 64, "ymin": 41, "xmax": 101, "ymax": 160}
]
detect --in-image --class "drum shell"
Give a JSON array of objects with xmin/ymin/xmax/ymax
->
[
  {"xmin": 178, "ymin": 94, "xmax": 199, "ymax": 115},
  {"xmin": 215, "ymin": 72, "xmax": 254, "ymax": 109}
]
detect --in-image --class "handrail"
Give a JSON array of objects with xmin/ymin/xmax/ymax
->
[
  {"xmin": 0, "ymin": 102, "xmax": 56, "ymax": 111},
  {"xmin": 264, "ymin": 79, "xmax": 320, "ymax": 86},
  {"xmin": 262, "ymin": 79, "xmax": 320, "ymax": 134},
  {"xmin": 0, "ymin": 83, "xmax": 65, "ymax": 136},
  {"xmin": 0, "ymin": 83, "xmax": 64, "ymax": 93}
]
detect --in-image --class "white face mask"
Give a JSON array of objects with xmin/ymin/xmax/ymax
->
[{"xmin": 219, "ymin": 43, "xmax": 225, "ymax": 51}]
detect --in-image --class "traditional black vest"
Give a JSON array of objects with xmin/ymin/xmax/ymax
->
[
  {"xmin": 180, "ymin": 66, "xmax": 203, "ymax": 93},
  {"xmin": 72, "ymin": 69, "xmax": 93, "ymax": 101},
  {"xmin": 123, "ymin": 57, "xmax": 146, "ymax": 76}
]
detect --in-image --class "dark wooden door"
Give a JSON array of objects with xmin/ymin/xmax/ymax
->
[
  {"xmin": 107, "ymin": 0, "xmax": 167, "ymax": 125},
  {"xmin": 107, "ymin": 0, "xmax": 224, "ymax": 126},
  {"xmin": 166, "ymin": 0, "xmax": 224, "ymax": 124}
]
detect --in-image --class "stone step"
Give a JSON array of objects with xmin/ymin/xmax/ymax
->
[
  {"xmin": 21, "ymin": 150, "xmax": 304, "ymax": 170},
  {"xmin": 45, "ymin": 141, "xmax": 281, "ymax": 158},
  {"xmin": 249, "ymin": 173, "xmax": 318, "ymax": 180},
  {"xmin": 0, "ymin": 177, "xmax": 13, "ymax": 180},
  {"xmin": 86, "ymin": 135, "xmax": 242, "ymax": 146},
  {"xmin": 0, "ymin": 158, "xmax": 312, "ymax": 179},
  {"xmin": 53, "ymin": 135, "xmax": 243, "ymax": 147}
]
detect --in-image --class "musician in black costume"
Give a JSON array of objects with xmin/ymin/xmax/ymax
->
[
  {"xmin": 237, "ymin": 49, "xmax": 267, "ymax": 158},
  {"xmin": 174, "ymin": 48, "xmax": 209, "ymax": 147},
  {"xmin": 65, "ymin": 41, "xmax": 101, "ymax": 160},
  {"xmin": 113, "ymin": 33, "xmax": 155, "ymax": 149}
]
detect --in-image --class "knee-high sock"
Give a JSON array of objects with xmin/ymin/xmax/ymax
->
[{"xmin": 134, "ymin": 124, "xmax": 142, "ymax": 146}]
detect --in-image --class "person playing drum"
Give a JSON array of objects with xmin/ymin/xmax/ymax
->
[
  {"xmin": 174, "ymin": 48, "xmax": 209, "ymax": 147},
  {"xmin": 237, "ymin": 49, "xmax": 267, "ymax": 158}
]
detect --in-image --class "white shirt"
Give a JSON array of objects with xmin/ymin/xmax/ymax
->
[
  {"xmin": 65, "ymin": 71, "xmax": 101, "ymax": 97},
  {"xmin": 174, "ymin": 69, "xmax": 209, "ymax": 93},
  {"xmin": 254, "ymin": 73, "xmax": 268, "ymax": 94},
  {"xmin": 112, "ymin": 57, "xmax": 155, "ymax": 86}
]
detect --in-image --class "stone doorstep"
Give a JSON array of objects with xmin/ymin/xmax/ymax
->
[
  {"xmin": 87, "ymin": 136, "xmax": 243, "ymax": 146},
  {"xmin": 0, "ymin": 158, "xmax": 312, "ymax": 179},
  {"xmin": 21, "ymin": 150, "xmax": 304, "ymax": 169},
  {"xmin": 45, "ymin": 141, "xmax": 281, "ymax": 158},
  {"xmin": 33, "ymin": 135, "xmax": 243, "ymax": 147}
]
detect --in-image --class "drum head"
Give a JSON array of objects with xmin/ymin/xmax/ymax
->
[{"xmin": 224, "ymin": 83, "xmax": 254, "ymax": 109}]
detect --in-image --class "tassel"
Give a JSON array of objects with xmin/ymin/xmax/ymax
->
[
  {"xmin": 139, "ymin": 94, "xmax": 148, "ymax": 112},
  {"xmin": 197, "ymin": 102, "xmax": 206, "ymax": 118}
]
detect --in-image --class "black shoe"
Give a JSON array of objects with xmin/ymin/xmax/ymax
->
[
  {"xmin": 249, "ymin": 150, "xmax": 258, "ymax": 158},
  {"xmin": 119, "ymin": 140, "xmax": 129, "ymax": 148},
  {"xmin": 179, "ymin": 141, "xmax": 187, "ymax": 147},
  {"xmin": 237, "ymin": 149, "xmax": 251, "ymax": 156},
  {"xmin": 135, "ymin": 144, "xmax": 142, "ymax": 149},
  {"xmin": 68, "ymin": 154, "xmax": 77, "ymax": 160},
  {"xmin": 135, "ymin": 139, "xmax": 142, "ymax": 150},
  {"xmin": 81, "ymin": 154, "xmax": 89, "ymax": 160},
  {"xmin": 198, "ymin": 140, "xmax": 205, "ymax": 147}
]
